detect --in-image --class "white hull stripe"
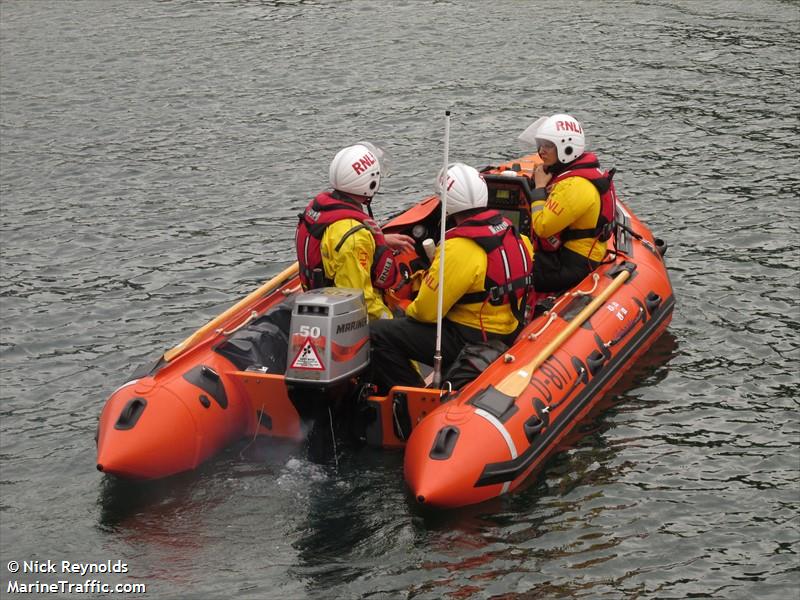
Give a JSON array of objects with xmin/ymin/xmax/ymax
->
[
  {"xmin": 111, "ymin": 379, "xmax": 140, "ymax": 395},
  {"xmin": 475, "ymin": 407, "xmax": 517, "ymax": 495}
]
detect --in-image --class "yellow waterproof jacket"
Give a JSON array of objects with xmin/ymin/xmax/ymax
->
[
  {"xmin": 320, "ymin": 218, "xmax": 392, "ymax": 321},
  {"xmin": 406, "ymin": 235, "xmax": 534, "ymax": 336},
  {"xmin": 532, "ymin": 176, "xmax": 607, "ymax": 262}
]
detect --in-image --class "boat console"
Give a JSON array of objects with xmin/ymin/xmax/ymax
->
[{"xmin": 483, "ymin": 173, "xmax": 534, "ymax": 238}]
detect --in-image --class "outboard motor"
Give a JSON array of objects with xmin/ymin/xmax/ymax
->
[{"xmin": 285, "ymin": 288, "xmax": 370, "ymax": 424}]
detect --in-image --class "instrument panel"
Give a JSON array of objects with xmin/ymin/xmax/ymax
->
[{"xmin": 484, "ymin": 174, "xmax": 534, "ymax": 236}]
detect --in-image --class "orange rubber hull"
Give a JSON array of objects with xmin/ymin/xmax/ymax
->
[
  {"xmin": 96, "ymin": 153, "xmax": 674, "ymax": 512},
  {"xmin": 96, "ymin": 272, "xmax": 304, "ymax": 479},
  {"xmin": 400, "ymin": 193, "xmax": 674, "ymax": 507}
]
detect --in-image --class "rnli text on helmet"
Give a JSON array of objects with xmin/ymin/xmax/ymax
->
[
  {"xmin": 352, "ymin": 152, "xmax": 377, "ymax": 175},
  {"xmin": 555, "ymin": 120, "xmax": 582, "ymax": 133}
]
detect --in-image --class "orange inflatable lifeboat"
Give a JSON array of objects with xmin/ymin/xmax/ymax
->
[{"xmin": 96, "ymin": 152, "xmax": 674, "ymax": 509}]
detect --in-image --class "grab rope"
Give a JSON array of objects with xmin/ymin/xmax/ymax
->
[
  {"xmin": 528, "ymin": 273, "xmax": 601, "ymax": 340},
  {"xmin": 550, "ymin": 272, "xmax": 600, "ymax": 312},
  {"xmin": 571, "ymin": 272, "xmax": 601, "ymax": 297},
  {"xmin": 604, "ymin": 305, "xmax": 645, "ymax": 348},
  {"xmin": 528, "ymin": 311, "xmax": 558, "ymax": 340},
  {"xmin": 219, "ymin": 310, "xmax": 258, "ymax": 336}
]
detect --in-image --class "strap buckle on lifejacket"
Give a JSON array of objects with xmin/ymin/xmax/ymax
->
[
  {"xmin": 488, "ymin": 274, "xmax": 534, "ymax": 305},
  {"xmin": 488, "ymin": 285, "xmax": 505, "ymax": 304}
]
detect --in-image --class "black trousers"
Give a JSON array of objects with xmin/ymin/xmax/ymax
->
[
  {"xmin": 533, "ymin": 246, "xmax": 599, "ymax": 293},
  {"xmin": 369, "ymin": 317, "xmax": 514, "ymax": 394}
]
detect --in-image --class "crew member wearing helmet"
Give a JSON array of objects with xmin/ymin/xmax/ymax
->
[
  {"xmin": 519, "ymin": 113, "xmax": 617, "ymax": 292},
  {"xmin": 295, "ymin": 142, "xmax": 414, "ymax": 320},
  {"xmin": 369, "ymin": 163, "xmax": 533, "ymax": 392}
]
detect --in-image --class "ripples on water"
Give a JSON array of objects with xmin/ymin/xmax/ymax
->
[{"xmin": 1, "ymin": 1, "xmax": 798, "ymax": 598}]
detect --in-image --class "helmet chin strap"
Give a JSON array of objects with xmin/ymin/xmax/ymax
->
[
  {"xmin": 336, "ymin": 190, "xmax": 374, "ymax": 212},
  {"xmin": 357, "ymin": 194, "xmax": 375, "ymax": 217}
]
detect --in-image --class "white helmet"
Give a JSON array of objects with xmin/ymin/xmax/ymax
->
[
  {"xmin": 518, "ymin": 113, "xmax": 586, "ymax": 164},
  {"xmin": 329, "ymin": 142, "xmax": 384, "ymax": 199},
  {"xmin": 435, "ymin": 162, "xmax": 488, "ymax": 216}
]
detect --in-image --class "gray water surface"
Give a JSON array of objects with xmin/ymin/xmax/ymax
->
[{"xmin": 1, "ymin": 1, "xmax": 798, "ymax": 599}]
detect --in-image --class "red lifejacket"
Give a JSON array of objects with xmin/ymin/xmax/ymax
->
[
  {"xmin": 536, "ymin": 152, "xmax": 617, "ymax": 252},
  {"xmin": 445, "ymin": 210, "xmax": 533, "ymax": 323},
  {"xmin": 295, "ymin": 192, "xmax": 398, "ymax": 291}
]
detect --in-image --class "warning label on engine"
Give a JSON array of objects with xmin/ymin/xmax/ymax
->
[{"xmin": 290, "ymin": 338, "xmax": 325, "ymax": 370}]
